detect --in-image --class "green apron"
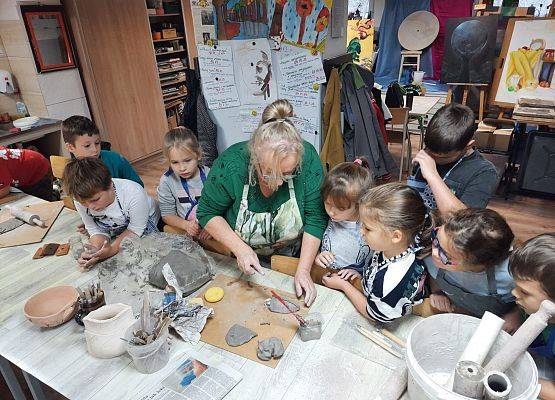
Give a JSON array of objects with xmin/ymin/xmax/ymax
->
[{"xmin": 234, "ymin": 179, "xmax": 303, "ymax": 257}]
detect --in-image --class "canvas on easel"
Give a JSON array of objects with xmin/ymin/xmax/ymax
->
[{"xmin": 490, "ymin": 17, "xmax": 555, "ymax": 107}]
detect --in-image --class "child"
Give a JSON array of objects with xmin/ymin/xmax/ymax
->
[
  {"xmin": 409, "ymin": 103, "xmax": 498, "ymax": 213},
  {"xmin": 62, "ymin": 115, "xmax": 143, "ymax": 187},
  {"xmin": 315, "ymin": 158, "xmax": 373, "ymax": 279},
  {"xmin": 157, "ymin": 127, "xmax": 210, "ymax": 240},
  {"xmin": 509, "ymin": 233, "xmax": 555, "ymax": 400},
  {"xmin": 0, "ymin": 146, "xmax": 55, "ymax": 201},
  {"xmin": 323, "ymin": 183, "xmax": 428, "ymax": 323},
  {"xmin": 64, "ymin": 157, "xmax": 160, "ymax": 268},
  {"xmin": 425, "ymin": 208, "xmax": 520, "ymax": 331}
]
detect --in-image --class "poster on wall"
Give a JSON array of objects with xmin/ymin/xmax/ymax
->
[
  {"xmin": 213, "ymin": 0, "xmax": 269, "ymax": 40},
  {"xmin": 346, "ymin": 19, "xmax": 374, "ymax": 70},
  {"xmin": 233, "ymin": 38, "xmax": 278, "ymax": 104},
  {"xmin": 441, "ymin": 15, "xmax": 498, "ymax": 84},
  {"xmin": 267, "ymin": 0, "xmax": 332, "ymax": 53},
  {"xmin": 492, "ymin": 18, "xmax": 555, "ymax": 107},
  {"xmin": 190, "ymin": 0, "xmax": 217, "ymax": 45}
]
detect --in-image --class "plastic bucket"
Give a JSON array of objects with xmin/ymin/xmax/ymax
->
[
  {"xmin": 124, "ymin": 319, "xmax": 171, "ymax": 374},
  {"xmin": 406, "ymin": 314, "xmax": 540, "ymax": 400},
  {"xmin": 413, "ymin": 71, "xmax": 425, "ymax": 84}
]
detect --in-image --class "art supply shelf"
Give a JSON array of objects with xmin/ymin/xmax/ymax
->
[{"xmin": 153, "ymin": 36, "xmax": 185, "ymax": 43}]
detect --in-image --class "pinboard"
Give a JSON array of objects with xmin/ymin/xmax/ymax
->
[
  {"xmin": 200, "ymin": 273, "xmax": 310, "ymax": 368},
  {"xmin": 0, "ymin": 201, "xmax": 64, "ymax": 248}
]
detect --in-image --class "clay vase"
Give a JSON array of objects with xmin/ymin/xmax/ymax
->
[{"xmin": 83, "ymin": 303, "xmax": 134, "ymax": 359}]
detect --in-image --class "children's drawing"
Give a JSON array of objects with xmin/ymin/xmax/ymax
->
[
  {"xmin": 492, "ymin": 18, "xmax": 555, "ymax": 106},
  {"xmin": 213, "ymin": 0, "xmax": 268, "ymax": 40},
  {"xmin": 346, "ymin": 19, "xmax": 374, "ymax": 70},
  {"xmin": 267, "ymin": 0, "xmax": 332, "ymax": 53},
  {"xmin": 190, "ymin": 0, "xmax": 217, "ymax": 44},
  {"xmin": 234, "ymin": 39, "xmax": 277, "ymax": 104}
]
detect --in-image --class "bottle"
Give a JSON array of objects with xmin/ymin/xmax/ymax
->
[{"xmin": 16, "ymin": 101, "xmax": 29, "ymax": 117}]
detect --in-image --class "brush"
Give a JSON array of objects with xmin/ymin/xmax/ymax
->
[{"xmin": 270, "ymin": 290, "xmax": 307, "ymax": 326}]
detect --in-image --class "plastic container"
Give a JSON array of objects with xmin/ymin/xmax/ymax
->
[
  {"xmin": 124, "ymin": 319, "xmax": 171, "ymax": 374},
  {"xmin": 413, "ymin": 71, "xmax": 425, "ymax": 84},
  {"xmin": 406, "ymin": 314, "xmax": 540, "ymax": 400},
  {"xmin": 299, "ymin": 312, "xmax": 323, "ymax": 342}
]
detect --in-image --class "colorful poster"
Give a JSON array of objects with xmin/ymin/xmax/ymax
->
[
  {"xmin": 346, "ymin": 19, "xmax": 374, "ymax": 70},
  {"xmin": 268, "ymin": 0, "xmax": 332, "ymax": 53},
  {"xmin": 190, "ymin": 0, "xmax": 217, "ymax": 45},
  {"xmin": 197, "ymin": 45, "xmax": 241, "ymax": 109},
  {"xmin": 213, "ymin": 0, "xmax": 269, "ymax": 40}
]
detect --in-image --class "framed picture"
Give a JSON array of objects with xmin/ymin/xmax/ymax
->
[
  {"xmin": 490, "ymin": 17, "xmax": 555, "ymax": 108},
  {"xmin": 21, "ymin": 5, "xmax": 76, "ymax": 73}
]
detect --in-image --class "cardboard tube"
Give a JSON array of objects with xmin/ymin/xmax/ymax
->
[
  {"xmin": 374, "ymin": 365, "xmax": 408, "ymax": 400},
  {"xmin": 8, "ymin": 206, "xmax": 45, "ymax": 227},
  {"xmin": 483, "ymin": 371, "xmax": 512, "ymax": 400},
  {"xmin": 452, "ymin": 361, "xmax": 484, "ymax": 399},
  {"xmin": 485, "ymin": 300, "xmax": 555, "ymax": 373},
  {"xmin": 459, "ymin": 311, "xmax": 504, "ymax": 366}
]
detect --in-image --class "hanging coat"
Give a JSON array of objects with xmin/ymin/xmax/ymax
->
[
  {"xmin": 340, "ymin": 64, "xmax": 397, "ymax": 178},
  {"xmin": 320, "ymin": 68, "xmax": 345, "ymax": 173},
  {"xmin": 196, "ymin": 92, "xmax": 218, "ymax": 167}
]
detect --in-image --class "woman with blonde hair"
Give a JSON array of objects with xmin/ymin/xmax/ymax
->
[{"xmin": 197, "ymin": 99, "xmax": 327, "ymax": 305}]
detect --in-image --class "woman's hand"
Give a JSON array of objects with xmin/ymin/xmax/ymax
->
[
  {"xmin": 234, "ymin": 244, "xmax": 265, "ymax": 276},
  {"xmin": 198, "ymin": 229, "xmax": 212, "ymax": 241},
  {"xmin": 78, "ymin": 240, "xmax": 112, "ymax": 269},
  {"xmin": 182, "ymin": 220, "xmax": 201, "ymax": 237},
  {"xmin": 337, "ymin": 268, "xmax": 361, "ymax": 281},
  {"xmin": 429, "ymin": 292, "xmax": 454, "ymax": 312},
  {"xmin": 322, "ymin": 272, "xmax": 348, "ymax": 291},
  {"xmin": 295, "ymin": 268, "xmax": 316, "ymax": 306},
  {"xmin": 315, "ymin": 251, "xmax": 335, "ymax": 268}
]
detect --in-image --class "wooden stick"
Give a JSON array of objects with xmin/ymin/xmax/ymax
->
[
  {"xmin": 357, "ymin": 326, "xmax": 403, "ymax": 359},
  {"xmin": 381, "ymin": 328, "xmax": 406, "ymax": 348}
]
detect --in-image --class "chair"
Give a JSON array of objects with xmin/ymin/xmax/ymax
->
[
  {"xmin": 270, "ymin": 255, "xmax": 364, "ymax": 292},
  {"xmin": 49, "ymin": 156, "xmax": 75, "ymax": 210},
  {"xmin": 386, "ymin": 108, "xmax": 411, "ymax": 181},
  {"xmin": 163, "ymin": 225, "xmax": 233, "ymax": 257},
  {"xmin": 398, "ymin": 50, "xmax": 422, "ymax": 82}
]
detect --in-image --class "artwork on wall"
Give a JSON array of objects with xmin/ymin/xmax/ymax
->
[
  {"xmin": 441, "ymin": 15, "xmax": 498, "ymax": 84},
  {"xmin": 213, "ymin": 0, "xmax": 269, "ymax": 40},
  {"xmin": 234, "ymin": 39, "xmax": 277, "ymax": 104},
  {"xmin": 346, "ymin": 19, "xmax": 374, "ymax": 70},
  {"xmin": 190, "ymin": 0, "xmax": 217, "ymax": 45},
  {"xmin": 491, "ymin": 18, "xmax": 555, "ymax": 107}
]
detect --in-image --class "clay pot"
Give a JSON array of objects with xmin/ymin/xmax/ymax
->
[
  {"xmin": 83, "ymin": 303, "xmax": 134, "ymax": 359},
  {"xmin": 24, "ymin": 285, "xmax": 79, "ymax": 328}
]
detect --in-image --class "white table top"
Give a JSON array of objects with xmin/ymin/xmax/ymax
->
[
  {"xmin": 380, "ymin": 95, "xmax": 442, "ymax": 117},
  {"xmin": 0, "ymin": 195, "xmax": 421, "ymax": 400}
]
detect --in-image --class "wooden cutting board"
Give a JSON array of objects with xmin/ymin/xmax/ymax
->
[
  {"xmin": 200, "ymin": 273, "xmax": 310, "ymax": 368},
  {"xmin": 0, "ymin": 201, "xmax": 64, "ymax": 248}
]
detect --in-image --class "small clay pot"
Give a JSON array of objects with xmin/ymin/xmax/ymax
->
[
  {"xmin": 152, "ymin": 31, "xmax": 162, "ymax": 40},
  {"xmin": 24, "ymin": 286, "xmax": 79, "ymax": 328}
]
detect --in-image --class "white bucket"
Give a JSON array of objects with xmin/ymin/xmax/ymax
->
[
  {"xmin": 406, "ymin": 314, "xmax": 540, "ymax": 400},
  {"xmin": 413, "ymin": 71, "xmax": 425, "ymax": 84}
]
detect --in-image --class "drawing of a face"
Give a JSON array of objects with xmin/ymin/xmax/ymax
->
[{"xmin": 296, "ymin": 0, "xmax": 314, "ymax": 18}]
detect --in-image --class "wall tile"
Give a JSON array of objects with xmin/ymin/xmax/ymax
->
[
  {"xmin": 0, "ymin": 57, "xmax": 12, "ymax": 72},
  {"xmin": 46, "ymin": 97, "xmax": 90, "ymax": 120},
  {"xmin": 0, "ymin": 0, "xmax": 19, "ymax": 21},
  {"xmin": 21, "ymin": 91, "xmax": 48, "ymax": 117},
  {"xmin": 38, "ymin": 68, "xmax": 85, "ymax": 106},
  {"xmin": 8, "ymin": 56, "xmax": 41, "ymax": 93},
  {"xmin": 0, "ymin": 94, "xmax": 18, "ymax": 114},
  {"xmin": 0, "ymin": 20, "xmax": 33, "ymax": 58}
]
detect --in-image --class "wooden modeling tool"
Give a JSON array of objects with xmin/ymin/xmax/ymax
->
[
  {"xmin": 270, "ymin": 290, "xmax": 307, "ymax": 326},
  {"xmin": 356, "ymin": 325, "xmax": 404, "ymax": 359}
]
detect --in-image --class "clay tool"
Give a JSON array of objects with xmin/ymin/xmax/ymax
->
[
  {"xmin": 483, "ymin": 371, "xmax": 512, "ymax": 400},
  {"xmin": 7, "ymin": 206, "xmax": 45, "ymax": 227},
  {"xmin": 485, "ymin": 299, "xmax": 555, "ymax": 373},
  {"xmin": 452, "ymin": 360, "xmax": 485, "ymax": 399},
  {"xmin": 270, "ymin": 290, "xmax": 306, "ymax": 326},
  {"xmin": 356, "ymin": 325, "xmax": 403, "ymax": 359}
]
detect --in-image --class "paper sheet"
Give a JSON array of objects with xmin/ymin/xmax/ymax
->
[
  {"xmin": 190, "ymin": 0, "xmax": 217, "ymax": 45},
  {"xmin": 197, "ymin": 45, "xmax": 240, "ymax": 109},
  {"xmin": 278, "ymin": 51, "xmax": 326, "ymax": 88},
  {"xmin": 235, "ymin": 105, "xmax": 265, "ymax": 136}
]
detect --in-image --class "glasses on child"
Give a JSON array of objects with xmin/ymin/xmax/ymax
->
[{"xmin": 431, "ymin": 227, "xmax": 458, "ymax": 266}]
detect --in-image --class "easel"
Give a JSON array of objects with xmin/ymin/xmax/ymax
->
[{"xmin": 445, "ymin": 83, "xmax": 489, "ymax": 122}]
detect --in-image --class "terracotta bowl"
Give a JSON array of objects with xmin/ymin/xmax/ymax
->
[{"xmin": 24, "ymin": 285, "xmax": 79, "ymax": 328}]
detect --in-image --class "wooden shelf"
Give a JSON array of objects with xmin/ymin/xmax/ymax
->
[
  {"xmin": 160, "ymin": 78, "xmax": 186, "ymax": 87},
  {"xmin": 163, "ymin": 93, "xmax": 187, "ymax": 102},
  {"xmin": 149, "ymin": 13, "xmax": 181, "ymax": 17},
  {"xmin": 158, "ymin": 66, "xmax": 187, "ymax": 75},
  {"xmin": 156, "ymin": 49, "xmax": 186, "ymax": 57},
  {"xmin": 153, "ymin": 36, "xmax": 184, "ymax": 43}
]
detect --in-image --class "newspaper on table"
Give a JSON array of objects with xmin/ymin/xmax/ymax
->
[{"xmin": 137, "ymin": 352, "xmax": 242, "ymax": 400}]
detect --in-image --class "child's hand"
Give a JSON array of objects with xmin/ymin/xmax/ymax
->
[
  {"xmin": 182, "ymin": 220, "xmax": 201, "ymax": 237},
  {"xmin": 77, "ymin": 224, "xmax": 89, "ymax": 236},
  {"xmin": 315, "ymin": 251, "xmax": 335, "ymax": 268},
  {"xmin": 429, "ymin": 292, "xmax": 454, "ymax": 312},
  {"xmin": 199, "ymin": 229, "xmax": 212, "ymax": 241},
  {"xmin": 413, "ymin": 149, "xmax": 439, "ymax": 181},
  {"xmin": 502, "ymin": 307, "xmax": 522, "ymax": 334},
  {"xmin": 78, "ymin": 240, "xmax": 111, "ymax": 269},
  {"xmin": 337, "ymin": 268, "xmax": 361, "ymax": 281},
  {"xmin": 322, "ymin": 272, "xmax": 348, "ymax": 291}
]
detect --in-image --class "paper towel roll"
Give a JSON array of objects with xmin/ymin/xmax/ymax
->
[{"xmin": 459, "ymin": 311, "xmax": 504, "ymax": 365}]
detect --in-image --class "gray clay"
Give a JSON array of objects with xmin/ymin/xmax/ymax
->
[
  {"xmin": 225, "ymin": 324, "xmax": 257, "ymax": 347},
  {"xmin": 299, "ymin": 318, "xmax": 322, "ymax": 342},
  {"xmin": 257, "ymin": 337, "xmax": 285, "ymax": 361},
  {"xmin": 265, "ymin": 297, "xmax": 300, "ymax": 314},
  {"xmin": 0, "ymin": 218, "xmax": 24, "ymax": 234}
]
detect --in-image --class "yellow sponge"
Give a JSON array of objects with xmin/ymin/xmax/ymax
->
[{"xmin": 204, "ymin": 287, "xmax": 224, "ymax": 303}]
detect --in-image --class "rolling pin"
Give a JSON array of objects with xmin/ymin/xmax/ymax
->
[{"xmin": 7, "ymin": 206, "xmax": 45, "ymax": 227}]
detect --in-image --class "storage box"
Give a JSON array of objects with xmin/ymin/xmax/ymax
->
[
  {"xmin": 162, "ymin": 28, "xmax": 177, "ymax": 39},
  {"xmin": 167, "ymin": 113, "xmax": 178, "ymax": 130},
  {"xmin": 474, "ymin": 129, "xmax": 512, "ymax": 152}
]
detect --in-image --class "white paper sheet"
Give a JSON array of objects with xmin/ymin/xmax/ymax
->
[
  {"xmin": 279, "ymin": 51, "xmax": 326, "ymax": 87},
  {"xmin": 235, "ymin": 105, "xmax": 265, "ymax": 136},
  {"xmin": 197, "ymin": 45, "xmax": 240, "ymax": 110}
]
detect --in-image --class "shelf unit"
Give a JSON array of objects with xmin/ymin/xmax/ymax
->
[{"xmin": 147, "ymin": 0, "xmax": 191, "ymax": 130}]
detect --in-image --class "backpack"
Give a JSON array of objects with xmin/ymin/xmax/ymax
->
[{"xmin": 385, "ymin": 81, "xmax": 404, "ymax": 108}]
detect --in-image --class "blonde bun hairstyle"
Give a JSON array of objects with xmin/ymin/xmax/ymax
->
[{"xmin": 249, "ymin": 99, "xmax": 304, "ymax": 191}]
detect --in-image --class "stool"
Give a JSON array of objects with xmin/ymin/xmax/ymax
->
[
  {"xmin": 398, "ymin": 50, "xmax": 422, "ymax": 82},
  {"xmin": 446, "ymin": 83, "xmax": 489, "ymax": 122}
]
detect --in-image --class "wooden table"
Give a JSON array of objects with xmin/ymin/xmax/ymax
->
[{"xmin": 0, "ymin": 195, "xmax": 421, "ymax": 400}]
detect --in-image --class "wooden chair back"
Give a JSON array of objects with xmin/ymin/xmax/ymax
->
[
  {"xmin": 386, "ymin": 107, "xmax": 410, "ymax": 143},
  {"xmin": 50, "ymin": 156, "xmax": 70, "ymax": 179}
]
